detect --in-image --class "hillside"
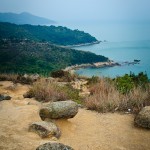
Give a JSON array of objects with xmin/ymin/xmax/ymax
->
[
  {"xmin": 0, "ymin": 22, "xmax": 98, "ymax": 46},
  {"xmin": 0, "ymin": 12, "xmax": 55, "ymax": 25},
  {"xmin": 0, "ymin": 39, "xmax": 108, "ymax": 74}
]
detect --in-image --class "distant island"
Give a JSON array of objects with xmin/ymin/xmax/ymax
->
[
  {"xmin": 0, "ymin": 22, "xmax": 98, "ymax": 46},
  {"xmin": 0, "ymin": 12, "xmax": 56, "ymax": 25}
]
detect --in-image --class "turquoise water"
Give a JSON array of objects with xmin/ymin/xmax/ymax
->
[
  {"xmin": 59, "ymin": 21, "xmax": 150, "ymax": 78},
  {"xmin": 75, "ymin": 41, "xmax": 150, "ymax": 78}
]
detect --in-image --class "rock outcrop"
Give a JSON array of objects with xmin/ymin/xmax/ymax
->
[
  {"xmin": 0, "ymin": 94, "xmax": 11, "ymax": 101},
  {"xmin": 39, "ymin": 100, "xmax": 78, "ymax": 120},
  {"xmin": 29, "ymin": 121, "xmax": 61, "ymax": 138},
  {"xmin": 36, "ymin": 142, "xmax": 74, "ymax": 150},
  {"xmin": 134, "ymin": 106, "xmax": 150, "ymax": 129}
]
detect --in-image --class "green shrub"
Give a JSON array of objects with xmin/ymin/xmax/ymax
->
[
  {"xmin": 114, "ymin": 74, "xmax": 134, "ymax": 94},
  {"xmin": 130, "ymin": 72, "xmax": 149, "ymax": 88},
  {"xmin": 114, "ymin": 72, "xmax": 149, "ymax": 94},
  {"xmin": 87, "ymin": 76, "xmax": 100, "ymax": 85},
  {"xmin": 61, "ymin": 84, "xmax": 82, "ymax": 104}
]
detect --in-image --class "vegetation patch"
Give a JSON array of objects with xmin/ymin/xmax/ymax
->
[
  {"xmin": 0, "ymin": 22, "xmax": 98, "ymax": 46},
  {"xmin": 27, "ymin": 79, "xmax": 82, "ymax": 103},
  {"xmin": 51, "ymin": 70, "xmax": 78, "ymax": 82},
  {"xmin": 0, "ymin": 73, "xmax": 37, "ymax": 84},
  {"xmin": 114, "ymin": 72, "xmax": 149, "ymax": 94},
  {"xmin": 0, "ymin": 39, "xmax": 108, "ymax": 74},
  {"xmin": 85, "ymin": 72, "xmax": 150, "ymax": 113},
  {"xmin": 0, "ymin": 73, "xmax": 18, "ymax": 82}
]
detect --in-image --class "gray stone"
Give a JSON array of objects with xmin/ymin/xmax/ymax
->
[
  {"xmin": 0, "ymin": 94, "xmax": 11, "ymax": 101},
  {"xmin": 39, "ymin": 100, "xmax": 78, "ymax": 120},
  {"xmin": 134, "ymin": 106, "xmax": 150, "ymax": 129},
  {"xmin": 28, "ymin": 121, "xmax": 61, "ymax": 138},
  {"xmin": 36, "ymin": 142, "xmax": 74, "ymax": 150}
]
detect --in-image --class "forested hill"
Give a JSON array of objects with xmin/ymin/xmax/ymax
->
[
  {"xmin": 0, "ymin": 22, "xmax": 98, "ymax": 46},
  {"xmin": 0, "ymin": 40, "xmax": 108, "ymax": 74}
]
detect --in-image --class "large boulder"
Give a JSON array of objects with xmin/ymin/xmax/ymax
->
[
  {"xmin": 28, "ymin": 121, "xmax": 61, "ymax": 138},
  {"xmin": 39, "ymin": 100, "xmax": 78, "ymax": 120},
  {"xmin": 36, "ymin": 142, "xmax": 74, "ymax": 150},
  {"xmin": 134, "ymin": 106, "xmax": 150, "ymax": 129},
  {"xmin": 0, "ymin": 94, "xmax": 11, "ymax": 101}
]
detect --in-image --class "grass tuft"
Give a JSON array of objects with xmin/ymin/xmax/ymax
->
[
  {"xmin": 27, "ymin": 78, "xmax": 82, "ymax": 103},
  {"xmin": 85, "ymin": 76, "xmax": 150, "ymax": 113},
  {"xmin": 0, "ymin": 73, "xmax": 18, "ymax": 82}
]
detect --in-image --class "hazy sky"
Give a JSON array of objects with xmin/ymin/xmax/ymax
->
[{"xmin": 0, "ymin": 0, "xmax": 150, "ymax": 21}]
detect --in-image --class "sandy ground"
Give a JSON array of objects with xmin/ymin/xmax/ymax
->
[{"xmin": 0, "ymin": 81, "xmax": 150, "ymax": 150}]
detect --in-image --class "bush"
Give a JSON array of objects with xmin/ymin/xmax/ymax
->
[
  {"xmin": 28, "ymin": 78, "xmax": 82, "ymax": 103},
  {"xmin": 130, "ymin": 72, "xmax": 149, "ymax": 88},
  {"xmin": 114, "ymin": 72, "xmax": 149, "ymax": 94},
  {"xmin": 119, "ymin": 86, "xmax": 150, "ymax": 112},
  {"xmin": 85, "ymin": 73, "xmax": 150, "ymax": 113},
  {"xmin": 28, "ymin": 79, "xmax": 67, "ymax": 102},
  {"xmin": 16, "ymin": 74, "xmax": 34, "ymax": 84},
  {"xmin": 85, "ymin": 78, "xmax": 120, "ymax": 112},
  {"xmin": 87, "ymin": 76, "xmax": 100, "ymax": 85},
  {"xmin": 0, "ymin": 73, "xmax": 18, "ymax": 82},
  {"xmin": 51, "ymin": 70, "xmax": 77, "ymax": 82},
  {"xmin": 0, "ymin": 73, "xmax": 38, "ymax": 84},
  {"xmin": 114, "ymin": 74, "xmax": 134, "ymax": 94},
  {"xmin": 62, "ymin": 84, "xmax": 82, "ymax": 104}
]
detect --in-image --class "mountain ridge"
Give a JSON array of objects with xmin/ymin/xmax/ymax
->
[
  {"xmin": 0, "ymin": 12, "xmax": 56, "ymax": 25},
  {"xmin": 0, "ymin": 22, "xmax": 98, "ymax": 46}
]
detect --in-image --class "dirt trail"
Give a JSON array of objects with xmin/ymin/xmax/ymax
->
[{"xmin": 0, "ymin": 81, "xmax": 150, "ymax": 150}]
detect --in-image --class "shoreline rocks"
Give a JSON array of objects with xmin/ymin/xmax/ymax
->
[
  {"xmin": 62, "ymin": 40, "xmax": 101, "ymax": 48},
  {"xmin": 39, "ymin": 100, "xmax": 78, "ymax": 120},
  {"xmin": 63, "ymin": 60, "xmax": 120, "ymax": 72}
]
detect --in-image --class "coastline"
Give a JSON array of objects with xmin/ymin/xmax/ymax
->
[
  {"xmin": 63, "ymin": 59, "xmax": 141, "ymax": 75},
  {"xmin": 63, "ymin": 60, "xmax": 120, "ymax": 73},
  {"xmin": 61, "ymin": 40, "xmax": 101, "ymax": 48}
]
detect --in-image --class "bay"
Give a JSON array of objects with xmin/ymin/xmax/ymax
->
[
  {"xmin": 75, "ymin": 41, "xmax": 150, "ymax": 78},
  {"xmin": 59, "ymin": 21, "xmax": 150, "ymax": 78}
]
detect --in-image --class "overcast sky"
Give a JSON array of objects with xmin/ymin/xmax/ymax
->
[{"xmin": 0, "ymin": 0, "xmax": 150, "ymax": 22}]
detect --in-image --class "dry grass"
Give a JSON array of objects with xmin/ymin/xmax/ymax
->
[
  {"xmin": 119, "ymin": 87, "xmax": 150, "ymax": 112},
  {"xmin": 85, "ymin": 78, "xmax": 120, "ymax": 112},
  {"xmin": 0, "ymin": 73, "xmax": 18, "ymax": 82},
  {"xmin": 29, "ymin": 78, "xmax": 67, "ymax": 102},
  {"xmin": 85, "ymin": 78, "xmax": 150, "ymax": 113},
  {"xmin": 27, "ymin": 78, "xmax": 82, "ymax": 103},
  {"xmin": 0, "ymin": 73, "xmax": 37, "ymax": 84}
]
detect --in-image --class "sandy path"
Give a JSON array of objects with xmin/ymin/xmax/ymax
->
[
  {"xmin": 56, "ymin": 110, "xmax": 150, "ymax": 150},
  {"xmin": 0, "ymin": 81, "xmax": 150, "ymax": 150}
]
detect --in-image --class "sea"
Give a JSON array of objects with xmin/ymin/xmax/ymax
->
[{"xmin": 59, "ymin": 21, "xmax": 150, "ymax": 78}]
